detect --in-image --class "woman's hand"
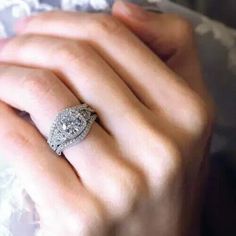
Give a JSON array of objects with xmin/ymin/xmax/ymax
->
[{"xmin": 0, "ymin": 2, "xmax": 213, "ymax": 235}]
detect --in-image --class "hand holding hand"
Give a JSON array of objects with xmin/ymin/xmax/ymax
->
[{"xmin": 0, "ymin": 2, "xmax": 213, "ymax": 235}]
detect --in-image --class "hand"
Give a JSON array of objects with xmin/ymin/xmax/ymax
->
[
  {"xmin": 112, "ymin": 1, "xmax": 213, "ymax": 104},
  {"xmin": 0, "ymin": 2, "xmax": 213, "ymax": 235}
]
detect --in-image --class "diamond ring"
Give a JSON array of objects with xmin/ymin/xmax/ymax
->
[{"xmin": 47, "ymin": 104, "xmax": 97, "ymax": 155}]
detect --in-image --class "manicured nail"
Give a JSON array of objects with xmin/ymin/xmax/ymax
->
[
  {"xmin": 0, "ymin": 38, "xmax": 11, "ymax": 50},
  {"xmin": 115, "ymin": 0, "xmax": 149, "ymax": 20},
  {"xmin": 14, "ymin": 16, "xmax": 33, "ymax": 32}
]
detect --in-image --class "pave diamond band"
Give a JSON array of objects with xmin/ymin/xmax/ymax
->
[{"xmin": 47, "ymin": 104, "xmax": 97, "ymax": 155}]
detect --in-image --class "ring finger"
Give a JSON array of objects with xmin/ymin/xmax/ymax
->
[
  {"xmin": 0, "ymin": 64, "xmax": 144, "ymax": 219},
  {"xmin": 0, "ymin": 101, "xmax": 106, "ymax": 236}
]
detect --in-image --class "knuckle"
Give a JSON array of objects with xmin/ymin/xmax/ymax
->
[
  {"xmin": 109, "ymin": 169, "xmax": 144, "ymax": 219},
  {"xmin": 185, "ymin": 96, "xmax": 212, "ymax": 135},
  {"xmin": 168, "ymin": 14, "xmax": 194, "ymax": 43},
  {"xmin": 56, "ymin": 41, "xmax": 78, "ymax": 63},
  {"xmin": 159, "ymin": 137, "xmax": 182, "ymax": 175},
  {"xmin": 89, "ymin": 14, "xmax": 125, "ymax": 36},
  {"xmin": 55, "ymin": 41, "xmax": 92, "ymax": 66},
  {"xmin": 123, "ymin": 169, "xmax": 144, "ymax": 199},
  {"xmin": 149, "ymin": 132, "xmax": 183, "ymax": 187},
  {"xmin": 64, "ymin": 202, "xmax": 105, "ymax": 236},
  {"xmin": 173, "ymin": 15, "xmax": 193, "ymax": 34},
  {"xmin": 22, "ymin": 69, "xmax": 55, "ymax": 102}
]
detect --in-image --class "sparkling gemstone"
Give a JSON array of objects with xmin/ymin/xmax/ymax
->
[
  {"xmin": 62, "ymin": 123, "xmax": 67, "ymax": 130},
  {"xmin": 80, "ymin": 110, "xmax": 90, "ymax": 119},
  {"xmin": 57, "ymin": 114, "xmax": 86, "ymax": 139}
]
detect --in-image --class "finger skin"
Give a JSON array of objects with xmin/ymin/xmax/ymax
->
[
  {"xmin": 13, "ymin": 11, "xmax": 209, "ymax": 136},
  {"xmin": 0, "ymin": 35, "xmax": 179, "ymax": 195},
  {"xmin": 0, "ymin": 35, "xmax": 150, "ymax": 140},
  {"xmin": 0, "ymin": 64, "xmax": 145, "ymax": 220},
  {"xmin": 7, "ymin": 15, "xmax": 211, "ymax": 169},
  {"xmin": 112, "ymin": 1, "xmax": 208, "ymax": 99},
  {"xmin": 0, "ymin": 64, "xmax": 79, "ymax": 135},
  {"xmin": 4, "ymin": 12, "xmax": 213, "ymax": 236},
  {"xmin": 0, "ymin": 23, "xmax": 209, "ymax": 195},
  {"xmin": 0, "ymin": 101, "xmax": 106, "ymax": 236}
]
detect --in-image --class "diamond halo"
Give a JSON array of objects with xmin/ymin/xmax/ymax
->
[{"xmin": 47, "ymin": 104, "xmax": 97, "ymax": 155}]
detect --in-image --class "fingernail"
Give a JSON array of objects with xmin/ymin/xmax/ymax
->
[
  {"xmin": 14, "ymin": 16, "xmax": 33, "ymax": 32},
  {"xmin": 116, "ymin": 0, "xmax": 149, "ymax": 20},
  {"xmin": 0, "ymin": 38, "xmax": 11, "ymax": 51}
]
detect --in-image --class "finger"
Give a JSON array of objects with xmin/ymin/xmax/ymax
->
[
  {"xmin": 11, "ymin": 17, "xmax": 209, "ymax": 188},
  {"xmin": 0, "ymin": 64, "xmax": 79, "ymax": 135},
  {"xmin": 0, "ymin": 63, "xmax": 144, "ymax": 219},
  {"xmin": 0, "ymin": 101, "xmax": 106, "ymax": 236},
  {"xmin": 0, "ymin": 35, "xmax": 177, "ymax": 200},
  {"xmin": 112, "ymin": 0, "xmax": 208, "ymax": 99},
  {"xmin": 0, "ymin": 34, "xmax": 183, "ymax": 201},
  {"xmin": 0, "ymin": 35, "xmax": 151, "ymax": 141},
  {"xmin": 14, "ymin": 11, "xmax": 208, "ymax": 135}
]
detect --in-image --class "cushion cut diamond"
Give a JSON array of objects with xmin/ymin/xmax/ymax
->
[
  {"xmin": 58, "ymin": 114, "xmax": 86, "ymax": 139},
  {"xmin": 48, "ymin": 104, "xmax": 97, "ymax": 155}
]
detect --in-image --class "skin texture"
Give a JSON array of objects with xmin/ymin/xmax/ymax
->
[{"xmin": 0, "ymin": 1, "xmax": 214, "ymax": 235}]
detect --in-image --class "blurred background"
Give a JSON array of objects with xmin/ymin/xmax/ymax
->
[{"xmin": 172, "ymin": 0, "xmax": 236, "ymax": 28}]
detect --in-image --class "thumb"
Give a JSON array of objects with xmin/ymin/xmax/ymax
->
[
  {"xmin": 112, "ymin": 0, "xmax": 195, "ymax": 60},
  {"xmin": 112, "ymin": 0, "xmax": 208, "ymax": 99}
]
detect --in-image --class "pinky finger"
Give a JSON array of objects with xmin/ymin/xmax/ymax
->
[{"xmin": 0, "ymin": 101, "xmax": 106, "ymax": 236}]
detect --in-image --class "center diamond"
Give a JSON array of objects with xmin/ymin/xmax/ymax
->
[{"xmin": 57, "ymin": 113, "xmax": 87, "ymax": 139}]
